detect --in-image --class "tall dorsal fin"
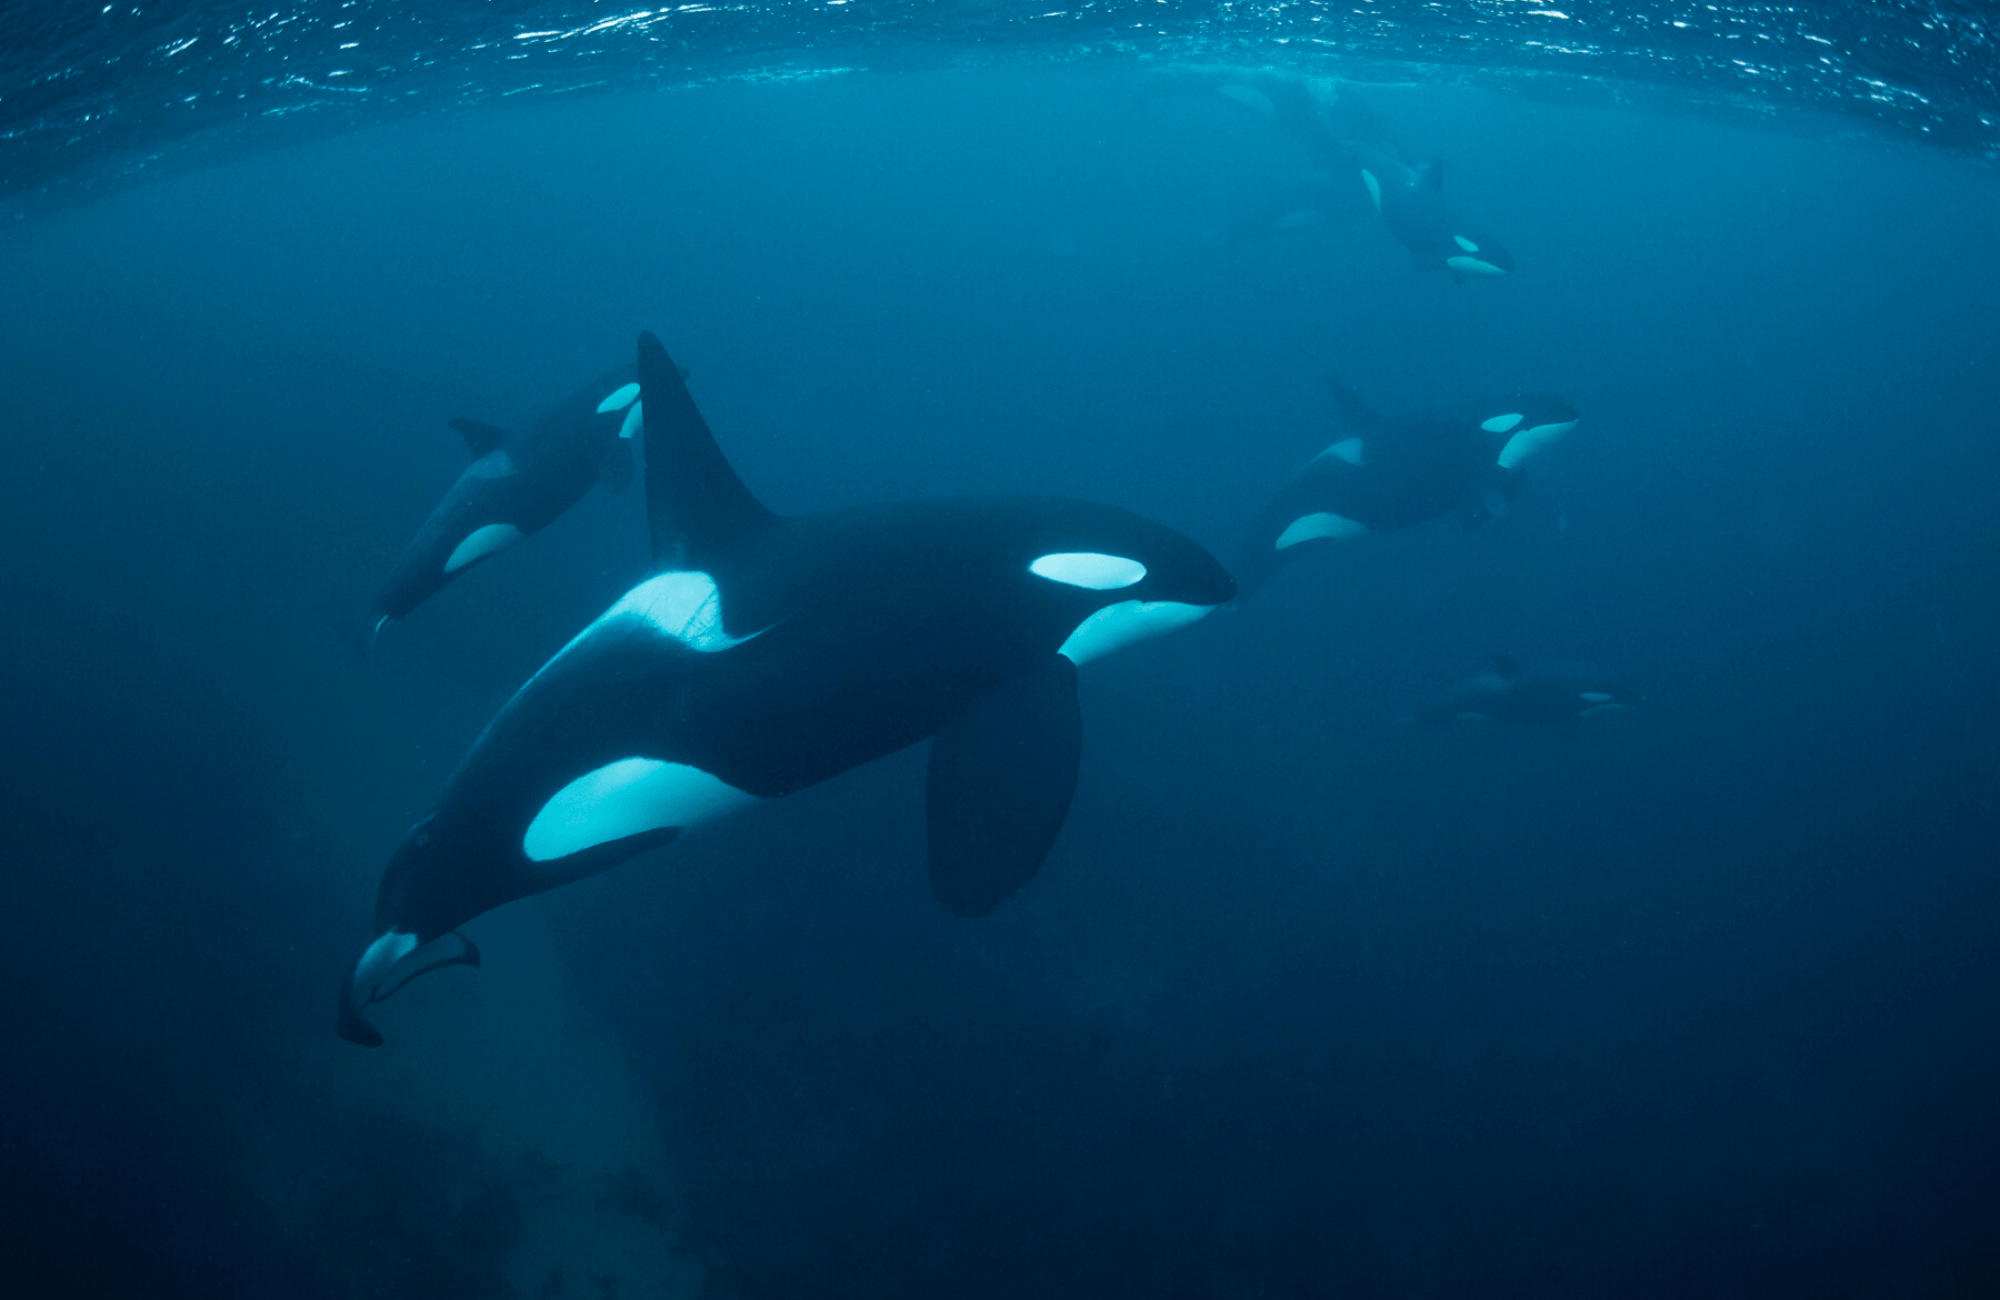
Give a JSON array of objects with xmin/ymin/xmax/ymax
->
[
  {"xmin": 1324, "ymin": 379, "xmax": 1380, "ymax": 429},
  {"xmin": 637, "ymin": 331, "xmax": 775, "ymax": 564},
  {"xmin": 1491, "ymin": 653, "xmax": 1522, "ymax": 677},
  {"xmin": 449, "ymin": 418, "xmax": 509, "ymax": 458},
  {"xmin": 1421, "ymin": 156, "xmax": 1444, "ymax": 191}
]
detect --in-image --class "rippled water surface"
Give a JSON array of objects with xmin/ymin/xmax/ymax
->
[{"xmin": 4, "ymin": 1, "xmax": 1996, "ymax": 209}]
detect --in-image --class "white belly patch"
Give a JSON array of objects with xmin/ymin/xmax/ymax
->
[{"xmin": 524, "ymin": 757, "xmax": 755, "ymax": 862}]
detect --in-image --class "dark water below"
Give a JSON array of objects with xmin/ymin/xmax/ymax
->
[{"xmin": 2, "ymin": 8, "xmax": 1998, "ymax": 1299}]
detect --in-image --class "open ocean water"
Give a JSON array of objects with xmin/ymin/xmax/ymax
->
[{"xmin": 2, "ymin": 3, "xmax": 1997, "ymax": 1297}]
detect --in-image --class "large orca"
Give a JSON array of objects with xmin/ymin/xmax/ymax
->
[
  {"xmin": 1418, "ymin": 656, "xmax": 1633, "ymax": 728},
  {"xmin": 356, "ymin": 364, "xmax": 644, "ymax": 646},
  {"xmin": 337, "ymin": 332, "xmax": 1237, "ymax": 1045},
  {"xmin": 1233, "ymin": 381, "xmax": 1578, "ymax": 592},
  {"xmin": 1355, "ymin": 147, "xmax": 1514, "ymax": 279}
]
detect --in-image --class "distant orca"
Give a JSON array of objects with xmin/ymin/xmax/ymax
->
[
  {"xmin": 355, "ymin": 365, "xmax": 645, "ymax": 647},
  {"xmin": 1418, "ymin": 656, "xmax": 1633, "ymax": 727},
  {"xmin": 1233, "ymin": 381, "xmax": 1578, "ymax": 591},
  {"xmin": 337, "ymin": 331, "xmax": 1237, "ymax": 1045},
  {"xmin": 1355, "ymin": 148, "xmax": 1513, "ymax": 279},
  {"xmin": 1186, "ymin": 68, "xmax": 1514, "ymax": 275}
]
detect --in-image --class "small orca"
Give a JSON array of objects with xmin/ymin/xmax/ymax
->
[
  {"xmin": 354, "ymin": 365, "xmax": 646, "ymax": 648},
  {"xmin": 1417, "ymin": 656, "xmax": 1634, "ymax": 727},
  {"xmin": 1233, "ymin": 381, "xmax": 1578, "ymax": 591},
  {"xmin": 1182, "ymin": 68, "xmax": 1514, "ymax": 275},
  {"xmin": 1355, "ymin": 148, "xmax": 1513, "ymax": 279},
  {"xmin": 337, "ymin": 331, "xmax": 1237, "ymax": 1045}
]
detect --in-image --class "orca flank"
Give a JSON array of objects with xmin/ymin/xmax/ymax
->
[{"xmin": 337, "ymin": 331, "xmax": 1235, "ymax": 1045}]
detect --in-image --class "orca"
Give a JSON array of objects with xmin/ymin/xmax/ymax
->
[
  {"xmin": 337, "ymin": 331, "xmax": 1237, "ymax": 1045},
  {"xmin": 1417, "ymin": 656, "xmax": 1634, "ymax": 728},
  {"xmin": 1355, "ymin": 149, "xmax": 1514, "ymax": 279},
  {"xmin": 1232, "ymin": 381, "xmax": 1578, "ymax": 592},
  {"xmin": 1181, "ymin": 68, "xmax": 1514, "ymax": 275},
  {"xmin": 355, "ymin": 364, "xmax": 643, "ymax": 648}
]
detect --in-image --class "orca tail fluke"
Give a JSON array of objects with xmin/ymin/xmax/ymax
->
[
  {"xmin": 335, "ymin": 930, "xmax": 482, "ymax": 1047},
  {"xmin": 341, "ymin": 613, "xmax": 390, "ymax": 658}
]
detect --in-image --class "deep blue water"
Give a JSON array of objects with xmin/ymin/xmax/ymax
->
[{"xmin": 3, "ymin": 6, "xmax": 1998, "ymax": 1299}]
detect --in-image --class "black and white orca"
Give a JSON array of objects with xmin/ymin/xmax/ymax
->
[
  {"xmin": 1233, "ymin": 381, "xmax": 1578, "ymax": 592},
  {"xmin": 1417, "ymin": 656, "xmax": 1633, "ymax": 728},
  {"xmin": 337, "ymin": 332, "xmax": 1237, "ymax": 1045},
  {"xmin": 1355, "ymin": 147, "xmax": 1514, "ymax": 279},
  {"xmin": 356, "ymin": 364, "xmax": 645, "ymax": 647}
]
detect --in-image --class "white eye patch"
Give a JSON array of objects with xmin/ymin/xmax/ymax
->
[
  {"xmin": 1480, "ymin": 412, "xmax": 1524, "ymax": 434},
  {"xmin": 1029, "ymin": 553, "xmax": 1147, "ymax": 590},
  {"xmin": 1454, "ymin": 235, "xmax": 1480, "ymax": 253},
  {"xmin": 1275, "ymin": 513, "xmax": 1368, "ymax": 549},
  {"xmin": 596, "ymin": 382, "xmax": 641, "ymax": 414}
]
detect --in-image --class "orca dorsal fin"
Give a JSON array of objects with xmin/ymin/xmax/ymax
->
[
  {"xmin": 1421, "ymin": 156, "xmax": 1444, "ymax": 190},
  {"xmin": 1491, "ymin": 653, "xmax": 1522, "ymax": 677},
  {"xmin": 1324, "ymin": 379, "xmax": 1381, "ymax": 429},
  {"xmin": 637, "ymin": 331, "xmax": 776, "ymax": 565},
  {"xmin": 449, "ymin": 418, "xmax": 509, "ymax": 458}
]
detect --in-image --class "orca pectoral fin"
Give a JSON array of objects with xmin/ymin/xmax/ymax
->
[
  {"xmin": 450, "ymin": 419, "xmax": 510, "ymax": 458},
  {"xmin": 926, "ymin": 655, "xmax": 1082, "ymax": 918}
]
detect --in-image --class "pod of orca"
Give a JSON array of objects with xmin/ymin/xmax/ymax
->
[{"xmin": 338, "ymin": 71, "xmax": 1623, "ymax": 1044}]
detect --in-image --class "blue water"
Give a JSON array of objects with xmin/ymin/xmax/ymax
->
[{"xmin": 3, "ymin": 6, "xmax": 1997, "ymax": 1298}]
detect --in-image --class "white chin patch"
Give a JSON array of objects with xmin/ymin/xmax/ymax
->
[
  {"xmin": 444, "ymin": 522, "xmax": 523, "ymax": 574},
  {"xmin": 1029, "ymin": 552, "xmax": 1147, "ymax": 590},
  {"xmin": 605, "ymin": 571, "xmax": 763, "ymax": 652},
  {"xmin": 1360, "ymin": 168, "xmax": 1382, "ymax": 212},
  {"xmin": 1453, "ymin": 234, "xmax": 1481, "ymax": 253},
  {"xmin": 524, "ymin": 758, "xmax": 754, "ymax": 863},
  {"xmin": 1058, "ymin": 600, "xmax": 1213, "ymax": 666},
  {"xmin": 1275, "ymin": 512, "xmax": 1368, "ymax": 549},
  {"xmin": 596, "ymin": 382, "xmax": 641, "ymax": 414},
  {"xmin": 1480, "ymin": 412, "xmax": 1524, "ymax": 434},
  {"xmin": 1579, "ymin": 692, "xmax": 1614, "ymax": 704},
  {"xmin": 1445, "ymin": 255, "xmax": 1506, "ymax": 277},
  {"xmin": 1496, "ymin": 420, "xmax": 1576, "ymax": 470},
  {"xmin": 1323, "ymin": 438, "xmax": 1367, "ymax": 466},
  {"xmin": 618, "ymin": 399, "xmax": 644, "ymax": 440}
]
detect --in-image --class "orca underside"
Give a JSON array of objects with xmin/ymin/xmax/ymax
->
[
  {"xmin": 338, "ymin": 332, "xmax": 1235, "ymax": 1045},
  {"xmin": 359, "ymin": 363, "xmax": 640, "ymax": 644}
]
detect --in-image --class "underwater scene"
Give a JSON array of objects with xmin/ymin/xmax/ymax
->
[{"xmin": 2, "ymin": 3, "xmax": 1997, "ymax": 1296}]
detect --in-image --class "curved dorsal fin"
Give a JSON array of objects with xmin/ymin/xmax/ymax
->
[
  {"xmin": 637, "ymin": 331, "xmax": 775, "ymax": 565},
  {"xmin": 449, "ymin": 418, "xmax": 509, "ymax": 458},
  {"xmin": 1323, "ymin": 379, "xmax": 1380, "ymax": 429},
  {"xmin": 1490, "ymin": 653, "xmax": 1522, "ymax": 677}
]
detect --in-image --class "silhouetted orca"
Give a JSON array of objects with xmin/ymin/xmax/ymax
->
[
  {"xmin": 1233, "ymin": 381, "xmax": 1578, "ymax": 591},
  {"xmin": 337, "ymin": 332, "xmax": 1236, "ymax": 1045},
  {"xmin": 1418, "ymin": 656, "xmax": 1633, "ymax": 727},
  {"xmin": 355, "ymin": 365, "xmax": 642, "ymax": 647},
  {"xmin": 1355, "ymin": 148, "xmax": 1514, "ymax": 279}
]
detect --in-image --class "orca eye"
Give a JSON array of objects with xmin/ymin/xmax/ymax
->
[{"xmin": 1030, "ymin": 553, "xmax": 1146, "ymax": 590}]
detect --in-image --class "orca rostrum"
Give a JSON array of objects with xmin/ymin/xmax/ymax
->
[{"xmin": 337, "ymin": 332, "xmax": 1236, "ymax": 1045}]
